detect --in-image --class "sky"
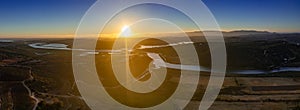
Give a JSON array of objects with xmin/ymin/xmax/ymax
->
[
  {"xmin": 204, "ymin": 0, "xmax": 300, "ymax": 32},
  {"xmin": 102, "ymin": 3, "xmax": 198, "ymax": 35},
  {"xmin": 0, "ymin": 0, "xmax": 299, "ymax": 38}
]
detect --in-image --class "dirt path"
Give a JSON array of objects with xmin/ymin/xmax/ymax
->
[{"xmin": 7, "ymin": 65, "xmax": 83, "ymax": 110}]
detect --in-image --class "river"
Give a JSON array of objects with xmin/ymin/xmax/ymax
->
[{"xmin": 29, "ymin": 43, "xmax": 300, "ymax": 75}]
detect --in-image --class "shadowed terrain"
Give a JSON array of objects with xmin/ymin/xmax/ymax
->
[{"xmin": 1, "ymin": 31, "xmax": 300, "ymax": 110}]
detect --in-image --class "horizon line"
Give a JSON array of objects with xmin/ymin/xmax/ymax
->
[{"xmin": 0, "ymin": 30, "xmax": 299, "ymax": 39}]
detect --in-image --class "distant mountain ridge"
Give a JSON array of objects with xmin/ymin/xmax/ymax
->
[{"xmin": 188, "ymin": 30, "xmax": 272, "ymax": 37}]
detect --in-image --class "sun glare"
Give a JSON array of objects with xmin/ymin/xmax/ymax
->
[{"xmin": 120, "ymin": 25, "xmax": 132, "ymax": 38}]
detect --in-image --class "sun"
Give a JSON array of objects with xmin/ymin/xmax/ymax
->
[{"xmin": 120, "ymin": 25, "xmax": 132, "ymax": 38}]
